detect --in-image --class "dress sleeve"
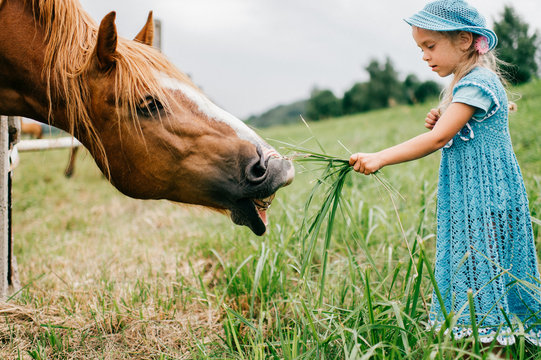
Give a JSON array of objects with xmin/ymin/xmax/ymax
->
[{"xmin": 452, "ymin": 83, "xmax": 499, "ymax": 121}]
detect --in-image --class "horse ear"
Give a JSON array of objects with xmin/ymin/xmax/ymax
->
[
  {"xmin": 134, "ymin": 11, "xmax": 154, "ymax": 47},
  {"xmin": 96, "ymin": 11, "xmax": 118, "ymax": 70}
]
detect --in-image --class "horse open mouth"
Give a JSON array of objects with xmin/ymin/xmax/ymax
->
[
  {"xmin": 252, "ymin": 194, "xmax": 274, "ymax": 226},
  {"xmin": 230, "ymin": 194, "xmax": 275, "ymax": 236}
]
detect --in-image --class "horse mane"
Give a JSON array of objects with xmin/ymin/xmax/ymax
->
[{"xmin": 34, "ymin": 0, "xmax": 195, "ymax": 177}]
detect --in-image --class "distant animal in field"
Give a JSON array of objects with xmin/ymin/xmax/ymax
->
[
  {"xmin": 20, "ymin": 121, "xmax": 43, "ymax": 139},
  {"xmin": 0, "ymin": 0, "xmax": 294, "ymax": 235}
]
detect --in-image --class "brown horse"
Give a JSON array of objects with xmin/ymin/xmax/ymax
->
[
  {"xmin": 0, "ymin": 0, "xmax": 294, "ymax": 235},
  {"xmin": 20, "ymin": 120, "xmax": 43, "ymax": 139}
]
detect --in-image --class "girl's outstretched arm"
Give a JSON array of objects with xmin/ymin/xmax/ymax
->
[{"xmin": 349, "ymin": 102, "xmax": 475, "ymax": 175}]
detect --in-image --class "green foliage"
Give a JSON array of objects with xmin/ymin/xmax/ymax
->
[
  {"xmin": 494, "ymin": 5, "xmax": 540, "ymax": 84},
  {"xmin": 302, "ymin": 58, "xmax": 441, "ymax": 122},
  {"xmin": 414, "ymin": 80, "xmax": 441, "ymax": 103},
  {"xmin": 364, "ymin": 57, "xmax": 405, "ymax": 108},
  {"xmin": 403, "ymin": 74, "xmax": 442, "ymax": 105},
  {"xmin": 306, "ymin": 88, "xmax": 342, "ymax": 120},
  {"xmin": 343, "ymin": 82, "xmax": 371, "ymax": 114}
]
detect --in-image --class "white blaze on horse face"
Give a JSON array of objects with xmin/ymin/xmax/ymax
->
[{"xmin": 159, "ymin": 74, "xmax": 280, "ymax": 158}]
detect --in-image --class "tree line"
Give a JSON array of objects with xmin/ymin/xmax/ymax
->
[{"xmin": 307, "ymin": 5, "xmax": 539, "ymax": 121}]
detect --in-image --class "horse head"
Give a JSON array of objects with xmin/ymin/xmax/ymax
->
[{"xmin": 0, "ymin": 1, "xmax": 294, "ymax": 235}]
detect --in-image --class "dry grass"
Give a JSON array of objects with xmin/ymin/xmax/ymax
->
[{"xmin": 0, "ymin": 301, "xmax": 223, "ymax": 359}]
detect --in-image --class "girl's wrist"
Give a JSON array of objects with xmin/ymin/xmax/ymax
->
[{"xmin": 376, "ymin": 150, "xmax": 387, "ymax": 169}]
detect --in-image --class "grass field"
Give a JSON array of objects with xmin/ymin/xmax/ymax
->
[{"xmin": 3, "ymin": 79, "xmax": 541, "ymax": 359}]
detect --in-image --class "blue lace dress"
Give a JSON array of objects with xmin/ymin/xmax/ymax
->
[{"xmin": 430, "ymin": 67, "xmax": 541, "ymax": 345}]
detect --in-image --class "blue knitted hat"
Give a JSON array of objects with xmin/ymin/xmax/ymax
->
[{"xmin": 404, "ymin": 0, "xmax": 498, "ymax": 51}]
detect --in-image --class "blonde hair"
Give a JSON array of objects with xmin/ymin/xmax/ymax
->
[{"xmin": 438, "ymin": 31, "xmax": 507, "ymax": 112}]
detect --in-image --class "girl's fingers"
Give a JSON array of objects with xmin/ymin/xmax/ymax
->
[
  {"xmin": 425, "ymin": 118, "xmax": 436, "ymax": 129},
  {"xmin": 352, "ymin": 159, "xmax": 364, "ymax": 173},
  {"xmin": 427, "ymin": 109, "xmax": 440, "ymax": 121}
]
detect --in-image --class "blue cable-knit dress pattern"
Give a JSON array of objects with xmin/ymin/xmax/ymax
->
[{"xmin": 430, "ymin": 67, "xmax": 541, "ymax": 345}]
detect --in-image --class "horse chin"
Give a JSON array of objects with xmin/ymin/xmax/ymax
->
[{"xmin": 229, "ymin": 198, "xmax": 268, "ymax": 236}]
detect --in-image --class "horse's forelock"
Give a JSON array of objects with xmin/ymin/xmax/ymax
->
[{"xmin": 34, "ymin": 0, "xmax": 193, "ymax": 177}]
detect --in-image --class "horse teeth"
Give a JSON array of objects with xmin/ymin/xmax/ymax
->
[{"xmin": 253, "ymin": 194, "xmax": 275, "ymax": 210}]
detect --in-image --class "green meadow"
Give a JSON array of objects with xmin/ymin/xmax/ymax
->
[{"xmin": 3, "ymin": 79, "xmax": 541, "ymax": 359}]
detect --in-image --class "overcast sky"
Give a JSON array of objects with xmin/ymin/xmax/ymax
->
[{"xmin": 78, "ymin": 0, "xmax": 541, "ymax": 119}]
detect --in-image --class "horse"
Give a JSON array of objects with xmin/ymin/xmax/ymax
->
[
  {"xmin": 0, "ymin": 0, "xmax": 294, "ymax": 235},
  {"xmin": 20, "ymin": 119, "xmax": 43, "ymax": 139}
]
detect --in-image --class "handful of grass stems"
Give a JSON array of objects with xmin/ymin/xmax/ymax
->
[{"xmin": 281, "ymin": 140, "xmax": 420, "ymax": 308}]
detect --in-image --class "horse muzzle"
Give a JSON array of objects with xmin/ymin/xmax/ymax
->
[{"xmin": 229, "ymin": 151, "xmax": 294, "ymax": 235}]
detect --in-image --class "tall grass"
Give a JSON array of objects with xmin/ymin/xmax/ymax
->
[{"xmin": 3, "ymin": 80, "xmax": 541, "ymax": 358}]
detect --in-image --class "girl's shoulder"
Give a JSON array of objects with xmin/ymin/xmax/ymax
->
[
  {"xmin": 452, "ymin": 67, "xmax": 507, "ymax": 122},
  {"xmin": 455, "ymin": 67, "xmax": 501, "ymax": 89},
  {"xmin": 453, "ymin": 67, "xmax": 505, "ymax": 98}
]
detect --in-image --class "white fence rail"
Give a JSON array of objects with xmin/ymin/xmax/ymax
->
[{"xmin": 16, "ymin": 137, "xmax": 81, "ymax": 152}]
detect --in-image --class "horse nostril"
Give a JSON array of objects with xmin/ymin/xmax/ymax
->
[{"xmin": 245, "ymin": 145, "xmax": 268, "ymax": 184}]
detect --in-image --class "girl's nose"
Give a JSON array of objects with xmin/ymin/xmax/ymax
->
[{"xmin": 422, "ymin": 52, "xmax": 430, "ymax": 62}]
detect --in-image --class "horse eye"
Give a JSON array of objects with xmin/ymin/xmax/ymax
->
[{"xmin": 137, "ymin": 95, "xmax": 164, "ymax": 117}]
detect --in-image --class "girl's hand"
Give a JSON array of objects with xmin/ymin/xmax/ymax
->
[
  {"xmin": 425, "ymin": 108, "xmax": 440, "ymax": 130},
  {"xmin": 349, "ymin": 152, "xmax": 383, "ymax": 175}
]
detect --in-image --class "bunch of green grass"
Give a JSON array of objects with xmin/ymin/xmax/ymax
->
[
  {"xmin": 290, "ymin": 147, "xmax": 353, "ymax": 306},
  {"xmin": 283, "ymin": 128, "xmax": 412, "ymax": 308}
]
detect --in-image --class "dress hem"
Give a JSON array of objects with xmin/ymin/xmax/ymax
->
[{"xmin": 429, "ymin": 319, "xmax": 541, "ymax": 346}]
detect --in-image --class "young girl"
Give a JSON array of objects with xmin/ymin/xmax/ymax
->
[{"xmin": 349, "ymin": 0, "xmax": 541, "ymax": 345}]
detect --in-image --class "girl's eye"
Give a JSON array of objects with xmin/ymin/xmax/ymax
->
[{"xmin": 137, "ymin": 96, "xmax": 164, "ymax": 117}]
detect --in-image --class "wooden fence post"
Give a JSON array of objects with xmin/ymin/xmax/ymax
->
[
  {"xmin": 0, "ymin": 116, "xmax": 21, "ymax": 300},
  {"xmin": 0, "ymin": 116, "xmax": 9, "ymax": 298}
]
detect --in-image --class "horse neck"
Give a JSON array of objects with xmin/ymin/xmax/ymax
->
[{"xmin": 0, "ymin": 0, "xmax": 70, "ymax": 130}]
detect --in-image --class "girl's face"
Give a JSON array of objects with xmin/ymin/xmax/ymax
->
[{"xmin": 412, "ymin": 27, "xmax": 471, "ymax": 77}]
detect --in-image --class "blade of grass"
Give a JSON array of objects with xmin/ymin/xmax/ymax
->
[
  {"xmin": 467, "ymin": 289, "xmax": 480, "ymax": 354},
  {"xmin": 319, "ymin": 166, "xmax": 349, "ymax": 306},
  {"xmin": 250, "ymin": 243, "xmax": 269, "ymax": 318},
  {"xmin": 391, "ymin": 301, "xmax": 411, "ymax": 354}
]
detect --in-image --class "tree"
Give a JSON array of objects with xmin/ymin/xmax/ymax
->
[
  {"xmin": 342, "ymin": 82, "xmax": 371, "ymax": 114},
  {"xmin": 403, "ymin": 74, "xmax": 421, "ymax": 105},
  {"xmin": 414, "ymin": 81, "xmax": 441, "ymax": 103},
  {"xmin": 364, "ymin": 57, "xmax": 404, "ymax": 109},
  {"xmin": 306, "ymin": 88, "xmax": 342, "ymax": 120},
  {"xmin": 493, "ymin": 6, "xmax": 539, "ymax": 84}
]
